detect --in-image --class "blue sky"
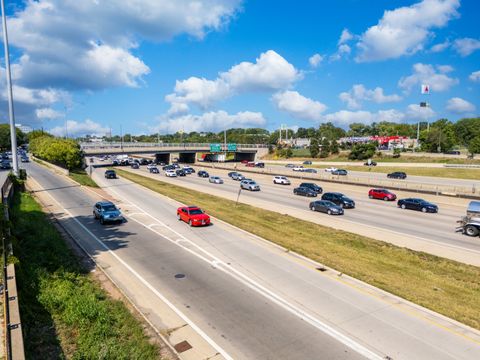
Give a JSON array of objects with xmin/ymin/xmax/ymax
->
[{"xmin": 0, "ymin": 0, "xmax": 479, "ymax": 137}]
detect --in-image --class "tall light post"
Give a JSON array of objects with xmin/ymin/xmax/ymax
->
[{"xmin": 1, "ymin": 0, "xmax": 18, "ymax": 175}]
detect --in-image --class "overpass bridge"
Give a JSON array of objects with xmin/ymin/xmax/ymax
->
[{"xmin": 80, "ymin": 142, "xmax": 269, "ymax": 163}]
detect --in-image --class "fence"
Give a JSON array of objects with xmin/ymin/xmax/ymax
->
[{"xmin": 80, "ymin": 142, "xmax": 269, "ymax": 150}]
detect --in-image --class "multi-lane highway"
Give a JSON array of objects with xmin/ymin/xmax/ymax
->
[
  {"xmin": 118, "ymin": 163, "xmax": 480, "ymax": 265},
  {"xmin": 24, "ymin": 161, "xmax": 480, "ymax": 359}
]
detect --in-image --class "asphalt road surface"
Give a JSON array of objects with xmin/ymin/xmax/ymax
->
[{"xmin": 25, "ymin": 161, "xmax": 480, "ymax": 359}]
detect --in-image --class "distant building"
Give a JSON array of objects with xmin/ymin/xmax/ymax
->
[
  {"xmin": 292, "ymin": 138, "xmax": 311, "ymax": 148},
  {"xmin": 15, "ymin": 124, "xmax": 33, "ymax": 133}
]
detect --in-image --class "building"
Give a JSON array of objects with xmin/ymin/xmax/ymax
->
[{"xmin": 15, "ymin": 124, "xmax": 33, "ymax": 133}]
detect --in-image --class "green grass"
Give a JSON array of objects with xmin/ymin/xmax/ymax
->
[
  {"xmin": 69, "ymin": 168, "xmax": 99, "ymax": 187},
  {"xmin": 11, "ymin": 192, "xmax": 159, "ymax": 359},
  {"xmin": 116, "ymin": 168, "xmax": 480, "ymax": 331}
]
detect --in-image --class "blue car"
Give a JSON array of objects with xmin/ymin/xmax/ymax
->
[{"xmin": 93, "ymin": 201, "xmax": 124, "ymax": 224}]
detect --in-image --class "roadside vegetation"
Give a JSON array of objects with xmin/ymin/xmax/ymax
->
[
  {"xmin": 29, "ymin": 132, "xmax": 83, "ymax": 170},
  {"xmin": 69, "ymin": 168, "xmax": 99, "ymax": 187},
  {"xmin": 115, "ymin": 168, "xmax": 480, "ymax": 331},
  {"xmin": 11, "ymin": 191, "xmax": 159, "ymax": 359}
]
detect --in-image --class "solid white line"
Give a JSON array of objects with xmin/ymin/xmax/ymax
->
[
  {"xmin": 29, "ymin": 175, "xmax": 234, "ymax": 360},
  {"xmin": 103, "ymin": 179, "xmax": 383, "ymax": 360}
]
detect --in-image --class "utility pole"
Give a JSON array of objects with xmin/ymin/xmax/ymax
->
[
  {"xmin": 224, "ymin": 128, "xmax": 227, "ymax": 162},
  {"xmin": 120, "ymin": 124, "xmax": 123, "ymax": 152},
  {"xmin": 1, "ymin": 0, "xmax": 18, "ymax": 175}
]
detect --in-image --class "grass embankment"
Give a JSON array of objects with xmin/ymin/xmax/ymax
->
[
  {"xmin": 115, "ymin": 168, "xmax": 480, "ymax": 330},
  {"xmin": 311, "ymin": 165, "xmax": 480, "ymax": 181},
  {"xmin": 11, "ymin": 191, "xmax": 159, "ymax": 359},
  {"xmin": 69, "ymin": 168, "xmax": 99, "ymax": 187}
]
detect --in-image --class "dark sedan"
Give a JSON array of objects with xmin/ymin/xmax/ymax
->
[
  {"xmin": 131, "ymin": 163, "xmax": 140, "ymax": 169},
  {"xmin": 387, "ymin": 171, "xmax": 407, "ymax": 179},
  {"xmin": 149, "ymin": 167, "xmax": 160, "ymax": 174},
  {"xmin": 397, "ymin": 198, "xmax": 438, "ymax": 213},
  {"xmin": 331, "ymin": 169, "xmax": 348, "ymax": 176},
  {"xmin": 176, "ymin": 169, "xmax": 186, "ymax": 176},
  {"xmin": 198, "ymin": 170, "xmax": 209, "ymax": 178},
  {"xmin": 309, "ymin": 200, "xmax": 344, "ymax": 215},
  {"xmin": 293, "ymin": 186, "xmax": 318, "ymax": 197},
  {"xmin": 299, "ymin": 182, "xmax": 323, "ymax": 194},
  {"xmin": 104, "ymin": 170, "xmax": 117, "ymax": 179},
  {"xmin": 321, "ymin": 192, "xmax": 355, "ymax": 209}
]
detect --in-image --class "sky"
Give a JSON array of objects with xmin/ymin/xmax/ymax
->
[{"xmin": 0, "ymin": 0, "xmax": 479, "ymax": 137}]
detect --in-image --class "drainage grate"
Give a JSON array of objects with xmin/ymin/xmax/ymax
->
[
  {"xmin": 174, "ymin": 340, "xmax": 192, "ymax": 353},
  {"xmin": 174, "ymin": 273, "xmax": 186, "ymax": 279},
  {"xmin": 316, "ymin": 267, "xmax": 327, "ymax": 272}
]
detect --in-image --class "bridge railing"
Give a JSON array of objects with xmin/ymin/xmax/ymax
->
[{"xmin": 80, "ymin": 142, "xmax": 269, "ymax": 150}]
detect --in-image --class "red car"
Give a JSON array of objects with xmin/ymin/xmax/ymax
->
[
  {"xmin": 177, "ymin": 206, "xmax": 211, "ymax": 227},
  {"xmin": 240, "ymin": 160, "xmax": 249, "ymax": 164},
  {"xmin": 245, "ymin": 161, "xmax": 255, "ymax": 167},
  {"xmin": 368, "ymin": 188, "xmax": 397, "ymax": 201}
]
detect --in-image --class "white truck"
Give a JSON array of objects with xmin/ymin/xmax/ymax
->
[{"xmin": 456, "ymin": 201, "xmax": 480, "ymax": 237}]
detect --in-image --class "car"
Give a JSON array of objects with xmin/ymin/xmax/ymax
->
[
  {"xmin": 255, "ymin": 162, "xmax": 265, "ymax": 168},
  {"xmin": 21, "ymin": 156, "xmax": 29, "ymax": 163},
  {"xmin": 397, "ymin": 198, "xmax": 438, "ymax": 213},
  {"xmin": 0, "ymin": 161, "xmax": 11, "ymax": 170},
  {"xmin": 176, "ymin": 169, "xmax": 186, "ymax": 176},
  {"xmin": 285, "ymin": 164, "xmax": 295, "ymax": 168},
  {"xmin": 309, "ymin": 200, "xmax": 344, "ymax": 215},
  {"xmin": 177, "ymin": 206, "xmax": 210, "ymax": 227},
  {"xmin": 165, "ymin": 170, "xmax": 177, "ymax": 177},
  {"xmin": 303, "ymin": 160, "xmax": 312, "ymax": 165},
  {"xmin": 209, "ymin": 176, "xmax": 224, "ymax": 184},
  {"xmin": 245, "ymin": 161, "xmax": 256, "ymax": 167},
  {"xmin": 139, "ymin": 158, "xmax": 149, "ymax": 165},
  {"xmin": 368, "ymin": 188, "xmax": 396, "ymax": 201},
  {"xmin": 112, "ymin": 159, "xmax": 120, "ymax": 166},
  {"xmin": 241, "ymin": 180, "xmax": 260, "ymax": 191},
  {"xmin": 331, "ymin": 169, "xmax": 348, "ymax": 176},
  {"xmin": 273, "ymin": 176, "xmax": 291, "ymax": 185},
  {"xmin": 93, "ymin": 201, "xmax": 123, "ymax": 224},
  {"xmin": 183, "ymin": 166, "xmax": 195, "ymax": 174},
  {"xmin": 387, "ymin": 171, "xmax": 407, "ymax": 179},
  {"xmin": 321, "ymin": 192, "xmax": 355, "ymax": 209},
  {"xmin": 131, "ymin": 162, "xmax": 140, "ymax": 169},
  {"xmin": 104, "ymin": 170, "xmax": 117, "ymax": 179},
  {"xmin": 324, "ymin": 167, "xmax": 338, "ymax": 172},
  {"xmin": 163, "ymin": 164, "xmax": 175, "ymax": 171},
  {"xmin": 303, "ymin": 168, "xmax": 317, "ymax": 173},
  {"xmin": 146, "ymin": 163, "xmax": 156, "ymax": 170},
  {"xmin": 293, "ymin": 186, "xmax": 317, "ymax": 197},
  {"xmin": 228, "ymin": 171, "xmax": 239, "ymax": 178},
  {"xmin": 149, "ymin": 167, "xmax": 160, "ymax": 174},
  {"xmin": 299, "ymin": 182, "xmax": 323, "ymax": 194},
  {"xmin": 292, "ymin": 166, "xmax": 305, "ymax": 172},
  {"xmin": 240, "ymin": 160, "xmax": 250, "ymax": 164},
  {"xmin": 364, "ymin": 161, "xmax": 377, "ymax": 166},
  {"xmin": 231, "ymin": 173, "xmax": 245, "ymax": 181},
  {"xmin": 198, "ymin": 170, "xmax": 209, "ymax": 178}
]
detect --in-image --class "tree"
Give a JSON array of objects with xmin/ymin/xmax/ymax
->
[
  {"xmin": 0, "ymin": 124, "xmax": 26, "ymax": 150},
  {"xmin": 30, "ymin": 136, "xmax": 83, "ymax": 170},
  {"xmin": 348, "ymin": 143, "xmax": 376, "ymax": 160},
  {"xmin": 330, "ymin": 140, "xmax": 339, "ymax": 154},
  {"xmin": 309, "ymin": 138, "xmax": 319, "ymax": 158},
  {"xmin": 454, "ymin": 118, "xmax": 480, "ymax": 147},
  {"xmin": 318, "ymin": 122, "xmax": 345, "ymax": 140},
  {"xmin": 319, "ymin": 138, "xmax": 330, "ymax": 158},
  {"xmin": 28, "ymin": 129, "xmax": 53, "ymax": 141},
  {"xmin": 420, "ymin": 119, "xmax": 457, "ymax": 153},
  {"xmin": 468, "ymin": 135, "xmax": 480, "ymax": 156}
]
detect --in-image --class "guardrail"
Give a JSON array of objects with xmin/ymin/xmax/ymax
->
[
  {"xmin": 197, "ymin": 162, "xmax": 480, "ymax": 199},
  {"xmin": 1, "ymin": 175, "xmax": 25, "ymax": 360},
  {"xmin": 80, "ymin": 142, "xmax": 269, "ymax": 150}
]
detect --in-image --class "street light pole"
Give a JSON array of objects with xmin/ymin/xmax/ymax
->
[{"xmin": 1, "ymin": 0, "xmax": 18, "ymax": 175}]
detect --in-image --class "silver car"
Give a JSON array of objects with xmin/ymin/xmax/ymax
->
[
  {"xmin": 209, "ymin": 176, "xmax": 224, "ymax": 184},
  {"xmin": 241, "ymin": 180, "xmax": 260, "ymax": 191}
]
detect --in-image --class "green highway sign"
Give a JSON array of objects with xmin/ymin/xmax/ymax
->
[
  {"xmin": 227, "ymin": 143, "xmax": 237, "ymax": 151},
  {"xmin": 210, "ymin": 144, "xmax": 222, "ymax": 152}
]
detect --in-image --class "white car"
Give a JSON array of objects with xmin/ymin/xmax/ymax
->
[
  {"xmin": 241, "ymin": 180, "xmax": 260, "ymax": 191},
  {"xmin": 324, "ymin": 167, "xmax": 338, "ymax": 172},
  {"xmin": 292, "ymin": 166, "xmax": 305, "ymax": 172},
  {"xmin": 209, "ymin": 176, "xmax": 223, "ymax": 184},
  {"xmin": 165, "ymin": 170, "xmax": 177, "ymax": 177},
  {"xmin": 146, "ymin": 163, "xmax": 156, "ymax": 170},
  {"xmin": 273, "ymin": 176, "xmax": 291, "ymax": 185}
]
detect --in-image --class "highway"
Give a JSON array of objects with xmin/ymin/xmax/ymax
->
[
  {"xmin": 25, "ymin": 161, "xmax": 480, "ymax": 359},
  {"xmin": 119, "ymin": 164, "xmax": 480, "ymax": 265}
]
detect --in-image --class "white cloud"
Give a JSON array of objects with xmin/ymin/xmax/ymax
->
[
  {"xmin": 155, "ymin": 110, "xmax": 266, "ymax": 133},
  {"xmin": 453, "ymin": 38, "xmax": 480, "ymax": 57},
  {"xmin": 446, "ymin": 97, "xmax": 476, "ymax": 113},
  {"xmin": 339, "ymin": 84, "xmax": 402, "ymax": 109},
  {"xmin": 330, "ymin": 44, "xmax": 352, "ymax": 62},
  {"xmin": 36, "ymin": 108, "xmax": 64, "ymax": 119},
  {"xmin": 398, "ymin": 63, "xmax": 459, "ymax": 93},
  {"xmin": 322, "ymin": 109, "xmax": 405, "ymax": 126},
  {"xmin": 437, "ymin": 64, "xmax": 454, "ymax": 73},
  {"xmin": 406, "ymin": 103, "xmax": 436, "ymax": 120},
  {"xmin": 469, "ymin": 71, "xmax": 480, "ymax": 82},
  {"xmin": 430, "ymin": 40, "xmax": 450, "ymax": 52},
  {"xmin": 309, "ymin": 53, "xmax": 323, "ymax": 68},
  {"xmin": 272, "ymin": 91, "xmax": 327, "ymax": 121},
  {"xmin": 338, "ymin": 29, "xmax": 354, "ymax": 45},
  {"xmin": 355, "ymin": 0, "xmax": 460, "ymax": 62},
  {"xmin": 49, "ymin": 119, "xmax": 110, "ymax": 137},
  {"xmin": 165, "ymin": 50, "xmax": 300, "ymax": 109},
  {"xmin": 167, "ymin": 102, "xmax": 190, "ymax": 116}
]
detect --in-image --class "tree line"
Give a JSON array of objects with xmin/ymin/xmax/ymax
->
[{"xmin": 29, "ymin": 131, "xmax": 83, "ymax": 170}]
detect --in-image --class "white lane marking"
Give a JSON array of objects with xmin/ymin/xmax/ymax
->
[
  {"xmin": 28, "ymin": 175, "xmax": 234, "ymax": 360},
  {"xmin": 103, "ymin": 182, "xmax": 384, "ymax": 360}
]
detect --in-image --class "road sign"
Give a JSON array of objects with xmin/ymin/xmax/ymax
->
[
  {"xmin": 421, "ymin": 84, "xmax": 430, "ymax": 94},
  {"xmin": 210, "ymin": 144, "xmax": 221, "ymax": 152},
  {"xmin": 227, "ymin": 143, "xmax": 237, "ymax": 151}
]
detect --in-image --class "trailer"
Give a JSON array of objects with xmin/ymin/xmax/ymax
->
[{"xmin": 456, "ymin": 201, "xmax": 480, "ymax": 237}]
